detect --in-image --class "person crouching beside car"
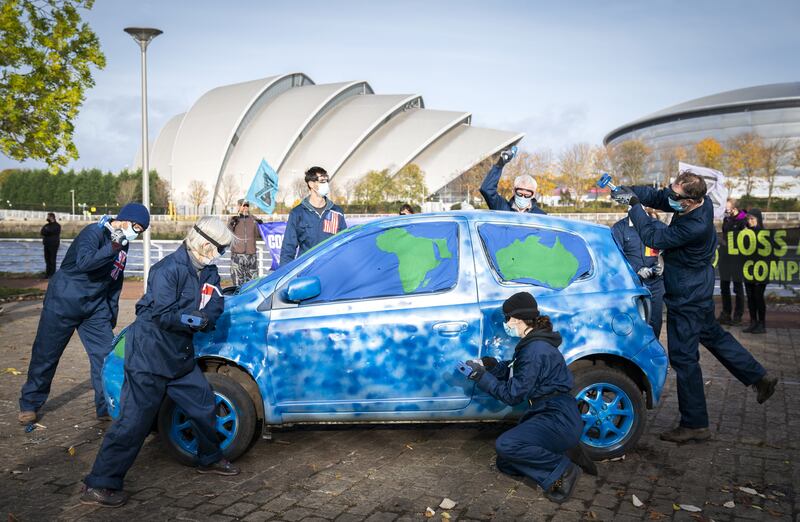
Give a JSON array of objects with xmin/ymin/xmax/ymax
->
[
  {"xmin": 81, "ymin": 216, "xmax": 239, "ymax": 508},
  {"xmin": 461, "ymin": 292, "xmax": 591, "ymax": 504}
]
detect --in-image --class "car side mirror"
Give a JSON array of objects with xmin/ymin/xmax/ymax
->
[{"xmin": 285, "ymin": 276, "xmax": 321, "ymax": 302}]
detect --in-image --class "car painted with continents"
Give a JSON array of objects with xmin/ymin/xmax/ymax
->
[{"xmin": 103, "ymin": 211, "xmax": 668, "ymax": 463}]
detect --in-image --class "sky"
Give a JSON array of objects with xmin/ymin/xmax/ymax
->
[{"xmin": 2, "ymin": 0, "xmax": 799, "ymax": 172}]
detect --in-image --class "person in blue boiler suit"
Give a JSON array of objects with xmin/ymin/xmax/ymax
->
[
  {"xmin": 18, "ymin": 203, "xmax": 150, "ymax": 425},
  {"xmin": 611, "ymin": 172, "xmax": 777, "ymax": 443},
  {"xmin": 462, "ymin": 292, "xmax": 591, "ymax": 504},
  {"xmin": 480, "ymin": 147, "xmax": 546, "ymax": 214},
  {"xmin": 612, "ymin": 208, "xmax": 666, "ymax": 338},
  {"xmin": 81, "ymin": 216, "xmax": 240, "ymax": 508}
]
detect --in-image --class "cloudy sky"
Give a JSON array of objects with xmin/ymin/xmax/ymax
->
[{"xmin": 2, "ymin": 0, "xmax": 799, "ymax": 172}]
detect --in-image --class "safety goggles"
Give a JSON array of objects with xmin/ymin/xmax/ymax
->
[
  {"xmin": 132, "ymin": 223, "xmax": 145, "ymax": 234},
  {"xmin": 193, "ymin": 225, "xmax": 228, "ymax": 255},
  {"xmin": 514, "ymin": 188, "xmax": 534, "ymax": 198},
  {"xmin": 666, "ymin": 184, "xmax": 695, "ymax": 201}
]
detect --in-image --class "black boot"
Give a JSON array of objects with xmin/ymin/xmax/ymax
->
[
  {"xmin": 717, "ymin": 312, "xmax": 732, "ymax": 325},
  {"xmin": 80, "ymin": 486, "xmax": 129, "ymax": 508},
  {"xmin": 659, "ymin": 425, "xmax": 712, "ymax": 443},
  {"xmin": 543, "ymin": 463, "xmax": 581, "ymax": 504},
  {"xmin": 742, "ymin": 321, "xmax": 757, "ymax": 333},
  {"xmin": 751, "ymin": 321, "xmax": 766, "ymax": 334},
  {"xmin": 731, "ymin": 315, "xmax": 743, "ymax": 326},
  {"xmin": 566, "ymin": 444, "xmax": 598, "ymax": 476},
  {"xmin": 753, "ymin": 374, "xmax": 777, "ymax": 404}
]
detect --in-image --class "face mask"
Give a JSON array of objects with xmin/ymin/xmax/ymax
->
[
  {"xmin": 123, "ymin": 226, "xmax": 139, "ymax": 242},
  {"xmin": 668, "ymin": 198, "xmax": 684, "ymax": 212},
  {"xmin": 503, "ymin": 320, "xmax": 519, "ymax": 338},
  {"xmin": 514, "ymin": 194, "xmax": 532, "ymax": 209},
  {"xmin": 316, "ymin": 182, "xmax": 330, "ymax": 197}
]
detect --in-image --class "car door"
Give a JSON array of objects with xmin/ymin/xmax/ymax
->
[{"xmin": 266, "ymin": 217, "xmax": 482, "ymax": 418}]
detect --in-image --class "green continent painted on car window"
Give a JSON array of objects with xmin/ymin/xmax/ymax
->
[
  {"xmin": 376, "ymin": 228, "xmax": 452, "ymax": 293},
  {"xmin": 495, "ymin": 235, "xmax": 579, "ymax": 289}
]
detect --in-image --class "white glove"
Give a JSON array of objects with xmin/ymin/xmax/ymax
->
[
  {"xmin": 637, "ymin": 266, "xmax": 653, "ymax": 279},
  {"xmin": 652, "ymin": 264, "xmax": 664, "ymax": 277}
]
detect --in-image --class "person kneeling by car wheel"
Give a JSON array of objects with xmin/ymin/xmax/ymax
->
[
  {"xmin": 81, "ymin": 217, "xmax": 239, "ymax": 508},
  {"xmin": 459, "ymin": 292, "xmax": 592, "ymax": 504}
]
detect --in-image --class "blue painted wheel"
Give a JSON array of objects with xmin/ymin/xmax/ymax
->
[
  {"xmin": 158, "ymin": 372, "xmax": 257, "ymax": 465},
  {"xmin": 572, "ymin": 366, "xmax": 645, "ymax": 460}
]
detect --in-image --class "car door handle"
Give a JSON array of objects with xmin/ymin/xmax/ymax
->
[{"xmin": 433, "ymin": 321, "xmax": 468, "ymax": 337}]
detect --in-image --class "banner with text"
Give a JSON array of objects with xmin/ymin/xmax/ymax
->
[{"xmin": 716, "ymin": 227, "xmax": 800, "ymax": 283}]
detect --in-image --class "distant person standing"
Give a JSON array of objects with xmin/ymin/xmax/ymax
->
[
  {"xmin": 279, "ymin": 167, "xmax": 347, "ymax": 265},
  {"xmin": 399, "ymin": 203, "xmax": 415, "ymax": 215},
  {"xmin": 41, "ymin": 212, "xmax": 61, "ymax": 278},
  {"xmin": 718, "ymin": 199, "xmax": 748, "ymax": 325},
  {"xmin": 227, "ymin": 199, "xmax": 262, "ymax": 286},
  {"xmin": 743, "ymin": 209, "xmax": 767, "ymax": 334},
  {"xmin": 480, "ymin": 147, "xmax": 546, "ymax": 214}
]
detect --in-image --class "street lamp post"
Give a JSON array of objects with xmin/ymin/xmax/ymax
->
[
  {"xmin": 124, "ymin": 26, "xmax": 162, "ymax": 289},
  {"xmin": 70, "ymin": 189, "xmax": 75, "ymax": 217}
]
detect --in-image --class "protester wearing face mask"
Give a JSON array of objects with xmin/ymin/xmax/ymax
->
[
  {"xmin": 227, "ymin": 198, "xmax": 262, "ymax": 286},
  {"xmin": 610, "ymin": 174, "xmax": 777, "ymax": 443},
  {"xmin": 18, "ymin": 203, "xmax": 149, "ymax": 425},
  {"xmin": 480, "ymin": 148, "xmax": 546, "ymax": 214},
  {"xmin": 459, "ymin": 292, "xmax": 592, "ymax": 504},
  {"xmin": 718, "ymin": 199, "xmax": 748, "ymax": 326},
  {"xmin": 81, "ymin": 216, "xmax": 238, "ymax": 508},
  {"xmin": 279, "ymin": 166, "xmax": 348, "ymax": 265}
]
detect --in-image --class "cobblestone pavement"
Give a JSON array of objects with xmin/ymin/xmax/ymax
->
[{"xmin": 1, "ymin": 299, "xmax": 798, "ymax": 521}]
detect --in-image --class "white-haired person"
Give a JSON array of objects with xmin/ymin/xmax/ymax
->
[
  {"xmin": 480, "ymin": 148, "xmax": 546, "ymax": 214},
  {"xmin": 81, "ymin": 217, "xmax": 238, "ymax": 508}
]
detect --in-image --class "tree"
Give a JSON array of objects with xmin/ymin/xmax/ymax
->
[
  {"xmin": 187, "ymin": 180, "xmax": 208, "ymax": 215},
  {"xmin": 557, "ymin": 143, "xmax": 593, "ymax": 207},
  {"xmin": 0, "ymin": 0, "xmax": 105, "ymax": 172},
  {"xmin": 658, "ymin": 146, "xmax": 689, "ymax": 186},
  {"xmin": 116, "ymin": 178, "xmax": 137, "ymax": 206},
  {"xmin": 216, "ymin": 172, "xmax": 240, "ymax": 214},
  {"xmin": 353, "ymin": 169, "xmax": 394, "ymax": 206},
  {"xmin": 761, "ymin": 138, "xmax": 790, "ymax": 210},
  {"xmin": 695, "ymin": 137, "xmax": 725, "ymax": 171},
  {"xmin": 392, "ymin": 163, "xmax": 425, "ymax": 204},
  {"xmin": 726, "ymin": 133, "xmax": 765, "ymax": 196},
  {"xmin": 608, "ymin": 139, "xmax": 651, "ymax": 185},
  {"xmin": 791, "ymin": 142, "xmax": 800, "ymax": 170}
]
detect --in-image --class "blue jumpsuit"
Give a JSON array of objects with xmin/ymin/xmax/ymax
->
[
  {"xmin": 628, "ymin": 187, "xmax": 766, "ymax": 428},
  {"xmin": 611, "ymin": 218, "xmax": 665, "ymax": 338},
  {"xmin": 85, "ymin": 244, "xmax": 225, "ymax": 490},
  {"xmin": 279, "ymin": 197, "xmax": 348, "ymax": 265},
  {"xmin": 477, "ymin": 330, "xmax": 582, "ymax": 489},
  {"xmin": 19, "ymin": 222, "xmax": 127, "ymax": 417},
  {"xmin": 479, "ymin": 164, "xmax": 546, "ymax": 214}
]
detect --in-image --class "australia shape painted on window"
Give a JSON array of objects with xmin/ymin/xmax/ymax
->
[{"xmin": 376, "ymin": 228, "xmax": 452, "ymax": 293}]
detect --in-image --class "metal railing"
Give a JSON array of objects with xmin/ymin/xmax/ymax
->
[{"xmin": 0, "ymin": 238, "xmax": 271, "ymax": 278}]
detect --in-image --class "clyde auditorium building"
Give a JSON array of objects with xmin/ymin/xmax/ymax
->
[
  {"xmin": 604, "ymin": 82, "xmax": 800, "ymax": 187},
  {"xmin": 135, "ymin": 72, "xmax": 523, "ymax": 209}
]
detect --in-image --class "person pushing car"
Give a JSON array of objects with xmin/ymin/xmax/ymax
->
[
  {"xmin": 460, "ymin": 292, "xmax": 593, "ymax": 504},
  {"xmin": 81, "ymin": 217, "xmax": 239, "ymax": 507}
]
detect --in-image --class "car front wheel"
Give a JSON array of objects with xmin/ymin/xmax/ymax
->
[
  {"xmin": 157, "ymin": 372, "xmax": 257, "ymax": 465},
  {"xmin": 572, "ymin": 366, "xmax": 646, "ymax": 460}
]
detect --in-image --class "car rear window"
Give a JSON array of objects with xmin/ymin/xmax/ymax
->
[
  {"xmin": 298, "ymin": 222, "xmax": 459, "ymax": 303},
  {"xmin": 478, "ymin": 223, "xmax": 592, "ymax": 289}
]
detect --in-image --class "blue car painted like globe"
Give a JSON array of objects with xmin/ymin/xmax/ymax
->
[{"xmin": 103, "ymin": 211, "xmax": 668, "ymax": 463}]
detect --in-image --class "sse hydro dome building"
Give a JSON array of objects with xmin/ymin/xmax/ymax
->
[
  {"xmin": 604, "ymin": 82, "xmax": 800, "ymax": 190},
  {"xmin": 135, "ymin": 72, "xmax": 523, "ymax": 210}
]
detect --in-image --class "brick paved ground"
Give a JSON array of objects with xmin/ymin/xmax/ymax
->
[{"xmin": 1, "ymin": 299, "xmax": 798, "ymax": 521}]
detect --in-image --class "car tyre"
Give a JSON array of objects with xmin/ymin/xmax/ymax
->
[
  {"xmin": 572, "ymin": 366, "xmax": 645, "ymax": 461},
  {"xmin": 157, "ymin": 373, "xmax": 257, "ymax": 465}
]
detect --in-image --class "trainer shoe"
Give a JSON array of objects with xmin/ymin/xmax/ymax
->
[
  {"xmin": 196, "ymin": 458, "xmax": 240, "ymax": 476},
  {"xmin": 659, "ymin": 426, "xmax": 712, "ymax": 443},
  {"xmin": 754, "ymin": 374, "xmax": 777, "ymax": 404},
  {"xmin": 543, "ymin": 463, "xmax": 581, "ymax": 504},
  {"xmin": 18, "ymin": 410, "xmax": 36, "ymax": 424},
  {"xmin": 79, "ymin": 485, "xmax": 129, "ymax": 508}
]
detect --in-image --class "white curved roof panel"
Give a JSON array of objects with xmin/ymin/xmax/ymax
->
[
  {"xmin": 278, "ymin": 94, "xmax": 422, "ymax": 189},
  {"xmin": 333, "ymin": 108, "xmax": 470, "ymax": 189},
  {"xmin": 222, "ymin": 81, "xmax": 373, "ymax": 192},
  {"xmin": 410, "ymin": 124, "xmax": 524, "ymax": 194}
]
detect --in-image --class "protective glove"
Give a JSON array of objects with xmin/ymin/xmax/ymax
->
[
  {"xmin": 610, "ymin": 186, "xmax": 639, "ymax": 206},
  {"xmin": 109, "ymin": 227, "xmax": 127, "ymax": 250},
  {"xmin": 481, "ymin": 356, "xmax": 499, "ymax": 370},
  {"xmin": 652, "ymin": 264, "xmax": 664, "ymax": 277},
  {"xmin": 466, "ymin": 360, "xmax": 485, "ymax": 381},
  {"xmin": 188, "ymin": 310, "xmax": 209, "ymax": 330},
  {"xmin": 637, "ymin": 266, "xmax": 653, "ymax": 280},
  {"xmin": 496, "ymin": 146, "xmax": 517, "ymax": 167}
]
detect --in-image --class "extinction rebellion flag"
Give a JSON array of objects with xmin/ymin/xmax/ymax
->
[{"xmin": 716, "ymin": 228, "xmax": 800, "ymax": 283}]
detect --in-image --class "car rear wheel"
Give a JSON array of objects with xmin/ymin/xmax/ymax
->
[
  {"xmin": 157, "ymin": 373, "xmax": 257, "ymax": 465},
  {"xmin": 572, "ymin": 366, "xmax": 645, "ymax": 460}
]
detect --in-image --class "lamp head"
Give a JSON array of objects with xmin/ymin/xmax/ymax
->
[{"xmin": 124, "ymin": 27, "xmax": 162, "ymax": 49}]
